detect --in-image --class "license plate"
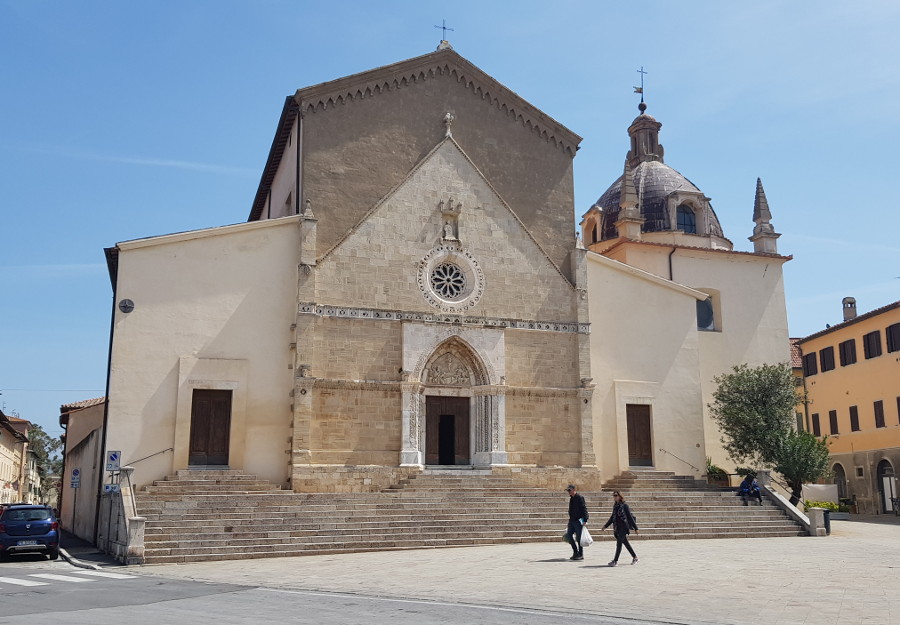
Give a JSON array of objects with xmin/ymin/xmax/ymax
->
[{"xmin": 17, "ymin": 540, "xmax": 38, "ymax": 546}]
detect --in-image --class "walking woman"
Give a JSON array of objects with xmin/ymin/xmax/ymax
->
[{"xmin": 601, "ymin": 490, "xmax": 639, "ymax": 566}]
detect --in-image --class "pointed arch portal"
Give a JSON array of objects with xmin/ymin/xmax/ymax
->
[{"xmin": 400, "ymin": 328, "xmax": 507, "ymax": 468}]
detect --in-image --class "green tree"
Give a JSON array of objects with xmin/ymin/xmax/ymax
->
[
  {"xmin": 708, "ymin": 362, "xmax": 830, "ymax": 505},
  {"xmin": 708, "ymin": 363, "xmax": 797, "ymax": 466},
  {"xmin": 774, "ymin": 429, "xmax": 831, "ymax": 505},
  {"xmin": 27, "ymin": 424, "xmax": 63, "ymax": 477}
]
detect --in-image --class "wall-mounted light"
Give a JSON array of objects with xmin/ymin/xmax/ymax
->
[{"xmin": 118, "ymin": 299, "xmax": 135, "ymax": 313}]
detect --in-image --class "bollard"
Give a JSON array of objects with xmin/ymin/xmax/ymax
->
[{"xmin": 807, "ymin": 507, "xmax": 827, "ymax": 537}]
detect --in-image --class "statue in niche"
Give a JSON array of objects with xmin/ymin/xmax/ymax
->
[
  {"xmin": 443, "ymin": 221, "xmax": 457, "ymax": 240},
  {"xmin": 440, "ymin": 197, "xmax": 462, "ymax": 241}
]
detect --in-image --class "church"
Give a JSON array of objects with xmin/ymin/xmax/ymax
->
[{"xmin": 101, "ymin": 43, "xmax": 790, "ymax": 494}]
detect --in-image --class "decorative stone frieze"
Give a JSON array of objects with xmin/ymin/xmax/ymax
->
[{"xmin": 298, "ymin": 302, "xmax": 589, "ymax": 334}]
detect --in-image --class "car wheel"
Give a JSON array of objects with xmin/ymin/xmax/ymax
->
[{"xmin": 47, "ymin": 548, "xmax": 59, "ymax": 561}]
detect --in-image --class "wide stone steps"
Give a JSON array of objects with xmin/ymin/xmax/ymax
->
[{"xmin": 134, "ymin": 469, "xmax": 804, "ymax": 563}]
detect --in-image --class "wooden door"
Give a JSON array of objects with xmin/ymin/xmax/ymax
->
[
  {"xmin": 626, "ymin": 404, "xmax": 652, "ymax": 467},
  {"xmin": 189, "ymin": 389, "xmax": 232, "ymax": 466},
  {"xmin": 425, "ymin": 396, "xmax": 470, "ymax": 466}
]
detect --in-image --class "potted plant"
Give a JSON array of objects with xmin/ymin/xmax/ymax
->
[{"xmin": 706, "ymin": 457, "xmax": 729, "ymax": 487}]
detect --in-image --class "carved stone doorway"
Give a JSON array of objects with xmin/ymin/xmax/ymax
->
[{"xmin": 425, "ymin": 396, "xmax": 470, "ymax": 465}]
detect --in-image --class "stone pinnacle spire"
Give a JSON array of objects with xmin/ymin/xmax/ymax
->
[
  {"xmin": 753, "ymin": 177, "xmax": 772, "ymax": 223},
  {"xmin": 749, "ymin": 177, "xmax": 780, "ymax": 254},
  {"xmin": 614, "ymin": 159, "xmax": 644, "ymax": 240}
]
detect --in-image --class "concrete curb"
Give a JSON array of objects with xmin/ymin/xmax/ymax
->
[{"xmin": 59, "ymin": 548, "xmax": 101, "ymax": 570}]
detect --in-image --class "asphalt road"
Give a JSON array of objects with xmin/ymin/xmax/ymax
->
[{"xmin": 0, "ymin": 554, "xmax": 667, "ymax": 625}]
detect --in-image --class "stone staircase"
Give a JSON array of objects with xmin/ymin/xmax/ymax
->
[{"xmin": 135, "ymin": 468, "xmax": 805, "ymax": 564}]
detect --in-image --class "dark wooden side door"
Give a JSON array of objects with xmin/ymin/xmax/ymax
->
[
  {"xmin": 189, "ymin": 389, "xmax": 232, "ymax": 466},
  {"xmin": 626, "ymin": 404, "xmax": 652, "ymax": 467},
  {"xmin": 425, "ymin": 396, "xmax": 470, "ymax": 466}
]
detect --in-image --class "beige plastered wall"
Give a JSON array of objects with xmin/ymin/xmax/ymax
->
[
  {"xmin": 59, "ymin": 403, "xmax": 104, "ymax": 540},
  {"xmin": 106, "ymin": 217, "xmax": 300, "ymax": 487},
  {"xmin": 677, "ymin": 251, "xmax": 791, "ymax": 470},
  {"xmin": 586, "ymin": 252, "xmax": 708, "ymax": 480},
  {"xmin": 607, "ymin": 244, "xmax": 791, "ymax": 470}
]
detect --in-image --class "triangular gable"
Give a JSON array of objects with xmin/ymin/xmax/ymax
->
[
  {"xmin": 320, "ymin": 136, "xmax": 572, "ymax": 287},
  {"xmin": 315, "ymin": 138, "xmax": 579, "ymax": 320}
]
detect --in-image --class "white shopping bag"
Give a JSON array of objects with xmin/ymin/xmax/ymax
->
[{"xmin": 580, "ymin": 525, "xmax": 594, "ymax": 547}]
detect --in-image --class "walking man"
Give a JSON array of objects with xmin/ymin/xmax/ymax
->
[{"xmin": 565, "ymin": 484, "xmax": 589, "ymax": 561}]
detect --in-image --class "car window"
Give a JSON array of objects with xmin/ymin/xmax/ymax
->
[{"xmin": 2, "ymin": 509, "xmax": 51, "ymax": 521}]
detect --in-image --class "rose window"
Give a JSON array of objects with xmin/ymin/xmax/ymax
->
[{"xmin": 430, "ymin": 263, "xmax": 466, "ymax": 300}]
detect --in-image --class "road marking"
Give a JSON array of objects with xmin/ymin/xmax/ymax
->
[
  {"xmin": 69, "ymin": 570, "xmax": 137, "ymax": 580},
  {"xmin": 0, "ymin": 576, "xmax": 49, "ymax": 587},
  {"xmin": 29, "ymin": 573, "xmax": 94, "ymax": 583}
]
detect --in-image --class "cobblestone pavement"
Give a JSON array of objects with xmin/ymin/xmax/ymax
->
[{"xmin": 136, "ymin": 516, "xmax": 900, "ymax": 625}]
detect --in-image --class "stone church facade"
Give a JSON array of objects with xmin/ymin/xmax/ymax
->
[
  {"xmin": 102, "ymin": 45, "xmax": 790, "ymax": 494},
  {"xmin": 105, "ymin": 45, "xmax": 598, "ymax": 492}
]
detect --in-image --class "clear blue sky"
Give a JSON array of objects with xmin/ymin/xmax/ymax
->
[{"xmin": 2, "ymin": 1, "xmax": 898, "ymax": 438}]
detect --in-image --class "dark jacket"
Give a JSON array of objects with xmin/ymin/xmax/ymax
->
[
  {"xmin": 603, "ymin": 501, "xmax": 638, "ymax": 535},
  {"xmin": 568, "ymin": 493, "xmax": 589, "ymax": 524}
]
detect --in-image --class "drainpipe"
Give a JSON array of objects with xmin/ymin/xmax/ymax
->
[
  {"xmin": 668, "ymin": 246, "xmax": 677, "ymax": 281},
  {"xmin": 95, "ymin": 249, "xmax": 118, "ymax": 545}
]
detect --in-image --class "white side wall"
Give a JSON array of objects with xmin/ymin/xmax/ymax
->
[
  {"xmin": 672, "ymin": 251, "xmax": 791, "ymax": 469},
  {"xmin": 106, "ymin": 217, "xmax": 300, "ymax": 487},
  {"xmin": 586, "ymin": 253, "xmax": 708, "ymax": 480}
]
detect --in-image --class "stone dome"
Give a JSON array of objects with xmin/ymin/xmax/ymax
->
[{"xmin": 591, "ymin": 109, "xmax": 726, "ymax": 242}]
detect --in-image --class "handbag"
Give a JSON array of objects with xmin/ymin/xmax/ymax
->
[{"xmin": 580, "ymin": 525, "xmax": 594, "ymax": 547}]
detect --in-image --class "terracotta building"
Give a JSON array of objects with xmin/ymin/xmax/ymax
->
[{"xmin": 797, "ymin": 298, "xmax": 900, "ymax": 514}]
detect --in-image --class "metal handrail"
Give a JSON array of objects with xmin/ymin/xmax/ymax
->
[
  {"xmin": 124, "ymin": 447, "xmax": 174, "ymax": 467},
  {"xmin": 658, "ymin": 448, "xmax": 700, "ymax": 473}
]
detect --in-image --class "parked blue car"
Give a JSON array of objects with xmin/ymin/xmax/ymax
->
[{"xmin": 0, "ymin": 504, "xmax": 60, "ymax": 560}]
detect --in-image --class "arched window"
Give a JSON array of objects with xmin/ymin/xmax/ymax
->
[
  {"xmin": 592, "ymin": 224, "xmax": 599, "ymax": 243},
  {"xmin": 676, "ymin": 204, "xmax": 696, "ymax": 234}
]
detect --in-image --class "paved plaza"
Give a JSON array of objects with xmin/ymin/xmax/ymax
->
[{"xmin": 123, "ymin": 515, "xmax": 900, "ymax": 625}]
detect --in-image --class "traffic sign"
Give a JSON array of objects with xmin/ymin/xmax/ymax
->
[
  {"xmin": 106, "ymin": 450, "xmax": 121, "ymax": 472},
  {"xmin": 103, "ymin": 484, "xmax": 120, "ymax": 494},
  {"xmin": 71, "ymin": 468, "xmax": 81, "ymax": 489}
]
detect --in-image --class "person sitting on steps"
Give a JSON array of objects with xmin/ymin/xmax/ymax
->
[{"xmin": 738, "ymin": 473, "xmax": 763, "ymax": 506}]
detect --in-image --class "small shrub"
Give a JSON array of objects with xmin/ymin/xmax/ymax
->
[{"xmin": 804, "ymin": 500, "xmax": 849, "ymax": 512}]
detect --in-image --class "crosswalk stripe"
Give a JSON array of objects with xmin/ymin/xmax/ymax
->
[
  {"xmin": 28, "ymin": 573, "xmax": 94, "ymax": 583},
  {"xmin": 0, "ymin": 576, "xmax": 49, "ymax": 587},
  {"xmin": 68, "ymin": 570, "xmax": 137, "ymax": 580}
]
